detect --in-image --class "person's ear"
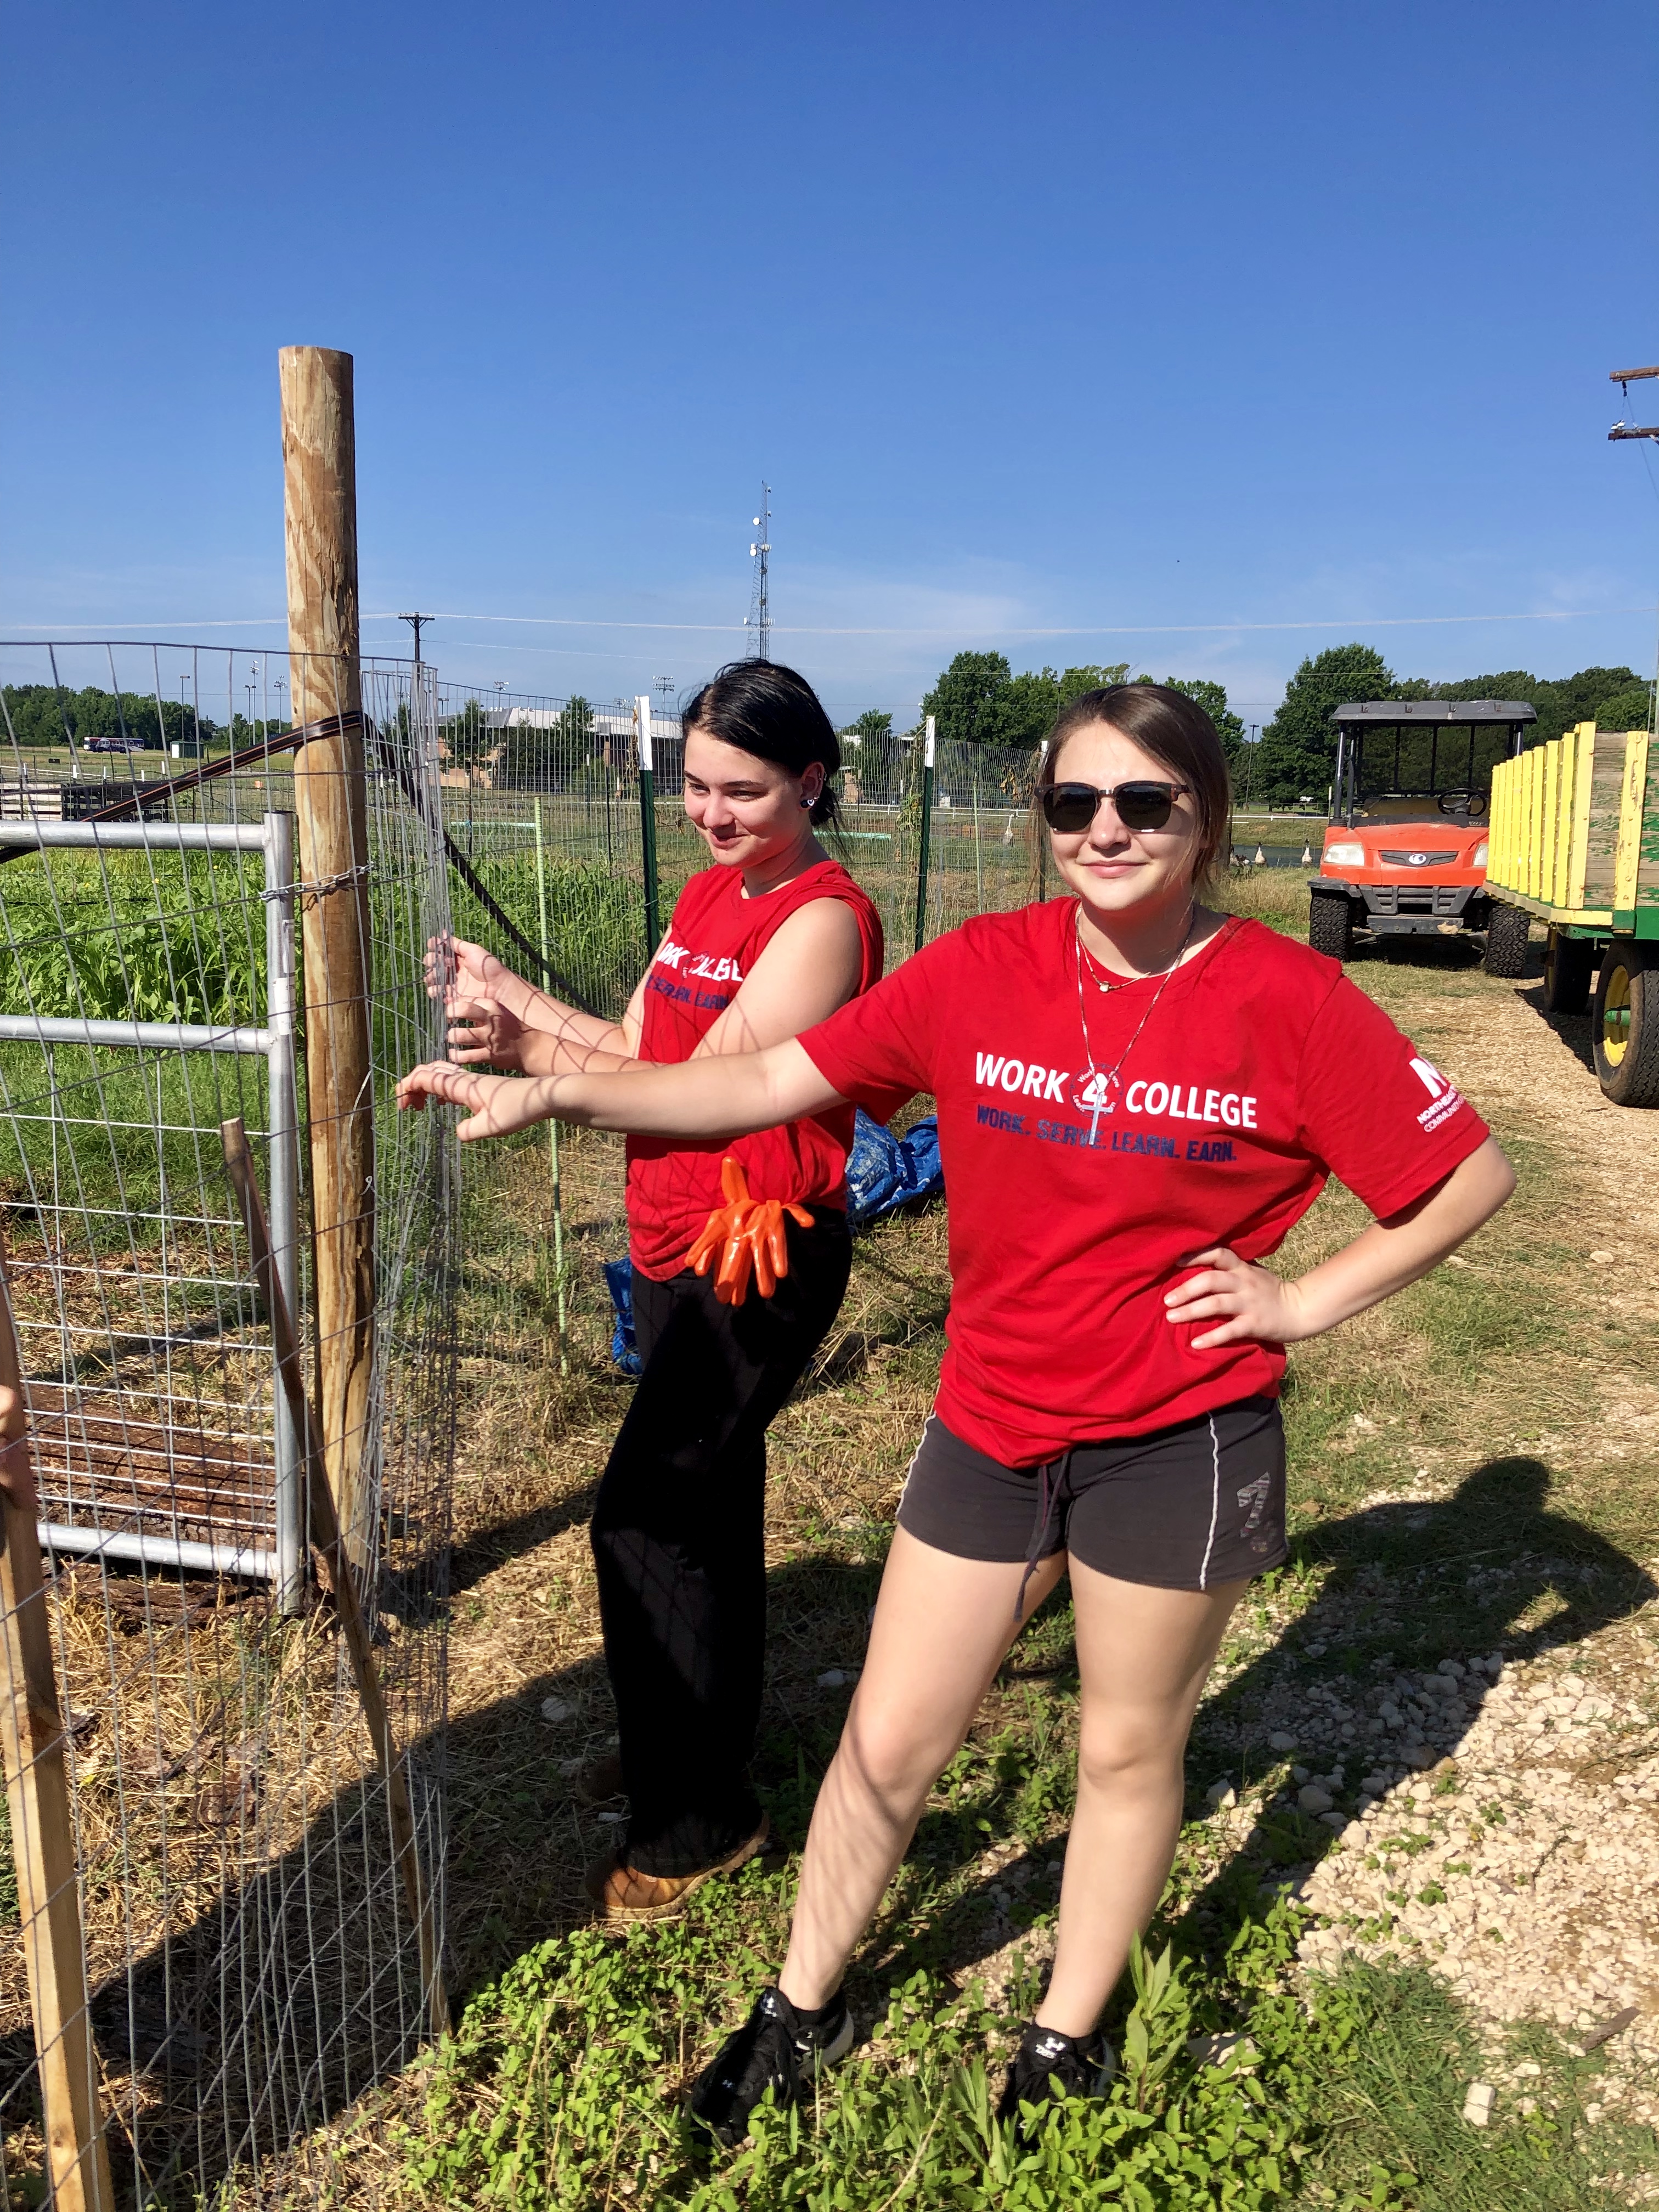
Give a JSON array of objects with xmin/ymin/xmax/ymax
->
[{"xmin": 799, "ymin": 769, "xmax": 824, "ymax": 810}]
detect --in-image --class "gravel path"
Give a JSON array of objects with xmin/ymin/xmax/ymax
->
[{"xmin": 1284, "ymin": 966, "xmax": 1659, "ymax": 2129}]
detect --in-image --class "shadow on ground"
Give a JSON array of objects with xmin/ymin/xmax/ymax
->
[
  {"xmin": 1514, "ymin": 980, "xmax": 1598, "ymax": 1077},
  {"xmin": 1169, "ymin": 1453, "xmax": 1654, "ymax": 1957}
]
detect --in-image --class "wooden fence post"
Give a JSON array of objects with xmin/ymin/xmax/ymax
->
[
  {"xmin": 0, "ymin": 1241, "xmax": 114, "ymax": 2212},
  {"xmin": 279, "ymin": 346, "xmax": 375, "ymax": 1570}
]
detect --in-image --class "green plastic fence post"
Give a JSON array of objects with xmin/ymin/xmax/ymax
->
[
  {"xmin": 636, "ymin": 693, "xmax": 662, "ymax": 958},
  {"xmin": 912, "ymin": 714, "xmax": 936, "ymax": 955},
  {"xmin": 533, "ymin": 797, "xmax": 569, "ymax": 1376}
]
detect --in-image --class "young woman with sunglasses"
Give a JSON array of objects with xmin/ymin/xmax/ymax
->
[
  {"xmin": 400, "ymin": 682, "xmax": 1514, "ymax": 2140},
  {"xmin": 430, "ymin": 661, "xmax": 883, "ymax": 1926}
]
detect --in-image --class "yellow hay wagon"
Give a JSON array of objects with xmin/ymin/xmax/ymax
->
[{"xmin": 1486, "ymin": 721, "xmax": 1659, "ymax": 1104}]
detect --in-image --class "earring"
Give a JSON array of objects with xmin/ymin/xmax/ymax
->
[{"xmin": 800, "ymin": 795, "xmax": 814, "ymax": 809}]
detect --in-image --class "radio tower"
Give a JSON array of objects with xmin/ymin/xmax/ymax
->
[{"xmin": 743, "ymin": 484, "xmax": 772, "ymax": 659}]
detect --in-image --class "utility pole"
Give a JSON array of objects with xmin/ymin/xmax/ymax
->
[
  {"xmin": 743, "ymin": 486, "xmax": 772, "ymax": 660},
  {"xmin": 1609, "ymin": 365, "xmax": 1659, "ymax": 440},
  {"xmin": 398, "ymin": 612, "xmax": 435, "ymax": 663}
]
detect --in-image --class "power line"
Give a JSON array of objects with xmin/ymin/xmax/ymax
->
[{"xmin": 10, "ymin": 604, "xmax": 1659, "ymax": 642}]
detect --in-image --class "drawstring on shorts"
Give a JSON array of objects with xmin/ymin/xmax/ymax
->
[{"xmin": 1015, "ymin": 1453, "xmax": 1069, "ymax": 1624}]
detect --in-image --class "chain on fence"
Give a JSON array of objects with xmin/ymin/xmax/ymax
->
[{"xmin": 0, "ymin": 640, "xmax": 455, "ymax": 2204}]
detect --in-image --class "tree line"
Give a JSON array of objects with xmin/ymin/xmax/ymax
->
[
  {"xmin": 1251, "ymin": 645, "xmax": 1652, "ymax": 807},
  {"xmin": 847, "ymin": 647, "xmax": 1653, "ymax": 809},
  {"xmin": 0, "ymin": 684, "xmax": 230, "ymax": 752},
  {"xmin": 859, "ymin": 654, "xmax": 1248, "ymax": 766}
]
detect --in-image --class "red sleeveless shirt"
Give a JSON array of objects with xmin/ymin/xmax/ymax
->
[{"xmin": 625, "ymin": 857, "xmax": 885, "ymax": 1280}]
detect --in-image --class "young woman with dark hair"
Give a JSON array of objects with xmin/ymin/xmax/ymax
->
[
  {"xmin": 431, "ymin": 661, "xmax": 883, "ymax": 1923},
  {"xmin": 403, "ymin": 682, "xmax": 1514, "ymax": 2136}
]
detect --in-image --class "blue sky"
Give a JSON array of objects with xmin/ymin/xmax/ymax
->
[{"xmin": 5, "ymin": 0, "xmax": 1659, "ymax": 725}]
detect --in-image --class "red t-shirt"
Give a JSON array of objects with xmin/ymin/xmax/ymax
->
[
  {"xmin": 799, "ymin": 902, "xmax": 1490, "ymax": 1463},
  {"xmin": 627, "ymin": 859, "xmax": 885, "ymax": 1280}
]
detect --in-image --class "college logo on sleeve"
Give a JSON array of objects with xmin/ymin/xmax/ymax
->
[{"xmin": 1409, "ymin": 1055, "xmax": 1466, "ymax": 1132}]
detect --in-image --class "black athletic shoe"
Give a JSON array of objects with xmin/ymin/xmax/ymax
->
[
  {"xmin": 996, "ymin": 2021, "xmax": 1116, "ymax": 2136},
  {"xmin": 688, "ymin": 1985, "xmax": 854, "ymax": 2147}
]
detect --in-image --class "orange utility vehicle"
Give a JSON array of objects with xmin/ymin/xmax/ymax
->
[{"xmin": 1307, "ymin": 699, "xmax": 1537, "ymax": 968}]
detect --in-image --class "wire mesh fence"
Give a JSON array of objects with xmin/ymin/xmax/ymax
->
[
  {"xmin": 405, "ymin": 686, "xmax": 1052, "ymax": 1386},
  {"xmin": 0, "ymin": 640, "xmax": 455, "ymax": 2204}
]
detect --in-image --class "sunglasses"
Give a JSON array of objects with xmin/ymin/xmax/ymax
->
[{"xmin": 1039, "ymin": 779, "xmax": 1190, "ymax": 834}]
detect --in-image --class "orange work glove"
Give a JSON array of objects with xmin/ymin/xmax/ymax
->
[{"xmin": 684, "ymin": 1158, "xmax": 814, "ymax": 1306}]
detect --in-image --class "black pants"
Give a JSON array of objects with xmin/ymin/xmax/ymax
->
[{"xmin": 590, "ymin": 1208, "xmax": 851, "ymax": 1878}]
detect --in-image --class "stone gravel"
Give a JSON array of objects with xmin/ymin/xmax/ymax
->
[{"xmin": 1263, "ymin": 1620, "xmax": 1659, "ymax": 2125}]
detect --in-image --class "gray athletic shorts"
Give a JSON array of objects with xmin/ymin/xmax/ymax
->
[{"xmin": 896, "ymin": 1398, "xmax": 1288, "ymax": 1594}]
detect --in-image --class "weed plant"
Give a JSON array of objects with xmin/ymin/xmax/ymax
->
[
  {"xmin": 408, "ymin": 1861, "xmax": 1646, "ymax": 2209},
  {"xmin": 0, "ymin": 849, "xmax": 264, "ymax": 1026}
]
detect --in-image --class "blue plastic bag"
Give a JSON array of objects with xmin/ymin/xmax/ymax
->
[
  {"xmin": 602, "ymin": 1256, "xmax": 643, "ymax": 1375},
  {"xmin": 845, "ymin": 1108, "xmax": 944, "ymax": 1230}
]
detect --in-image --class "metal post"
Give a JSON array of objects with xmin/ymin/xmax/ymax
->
[
  {"xmin": 263, "ymin": 810, "xmax": 303, "ymax": 1614},
  {"xmin": 636, "ymin": 694, "xmax": 661, "ymax": 958},
  {"xmin": 532, "ymin": 799, "xmax": 569, "ymax": 1378},
  {"xmin": 912, "ymin": 714, "xmax": 936, "ymax": 956},
  {"xmin": 1036, "ymin": 737, "xmax": 1051, "ymax": 900},
  {"xmin": 972, "ymin": 775, "xmax": 984, "ymax": 911}
]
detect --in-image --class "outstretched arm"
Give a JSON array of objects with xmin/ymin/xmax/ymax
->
[
  {"xmin": 396, "ymin": 1035, "xmax": 844, "ymax": 1144},
  {"xmin": 428, "ymin": 935, "xmax": 646, "ymax": 1074},
  {"xmin": 1163, "ymin": 1135, "xmax": 1516, "ymax": 1350}
]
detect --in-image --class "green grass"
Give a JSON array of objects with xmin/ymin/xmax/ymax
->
[
  {"xmin": 0, "ymin": 847, "xmax": 266, "ymax": 1025},
  {"xmin": 407, "ymin": 1846, "xmax": 1646, "ymax": 2210}
]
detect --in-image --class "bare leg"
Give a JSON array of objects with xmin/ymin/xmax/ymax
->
[
  {"xmin": 1036, "ymin": 1561, "xmax": 1245, "ymax": 2037},
  {"xmin": 778, "ymin": 1526, "xmax": 1064, "ymax": 2011}
]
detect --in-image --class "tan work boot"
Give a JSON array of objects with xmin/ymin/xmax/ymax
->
[{"xmin": 584, "ymin": 1815, "xmax": 770, "ymax": 1926}]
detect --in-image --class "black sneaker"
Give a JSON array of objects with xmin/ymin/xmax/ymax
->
[
  {"xmin": 996, "ymin": 2021, "xmax": 1116, "ymax": 2136},
  {"xmin": 688, "ymin": 1985, "xmax": 854, "ymax": 2147}
]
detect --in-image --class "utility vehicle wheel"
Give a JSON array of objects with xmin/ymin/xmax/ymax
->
[
  {"xmin": 1593, "ymin": 940, "xmax": 1659, "ymax": 1107},
  {"xmin": 1541, "ymin": 928, "xmax": 1594, "ymax": 1017},
  {"xmin": 1308, "ymin": 895, "xmax": 1353, "ymax": 962},
  {"xmin": 1482, "ymin": 901, "xmax": 1532, "ymax": 978}
]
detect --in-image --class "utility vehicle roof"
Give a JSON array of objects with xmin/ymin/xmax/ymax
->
[{"xmin": 1330, "ymin": 699, "xmax": 1537, "ymax": 726}]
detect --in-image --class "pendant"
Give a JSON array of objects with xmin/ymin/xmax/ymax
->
[{"xmin": 1079, "ymin": 1068, "xmax": 1120, "ymax": 1142}]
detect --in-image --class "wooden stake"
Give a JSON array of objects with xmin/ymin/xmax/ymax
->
[
  {"xmin": 0, "ymin": 1240, "xmax": 114, "ymax": 2212},
  {"xmin": 221, "ymin": 1121, "xmax": 448, "ymax": 2046},
  {"xmin": 279, "ymin": 345, "xmax": 375, "ymax": 1571}
]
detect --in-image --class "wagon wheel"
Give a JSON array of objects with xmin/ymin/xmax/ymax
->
[
  {"xmin": 1541, "ymin": 928, "xmax": 1594, "ymax": 1017},
  {"xmin": 1592, "ymin": 939, "xmax": 1659, "ymax": 1107}
]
